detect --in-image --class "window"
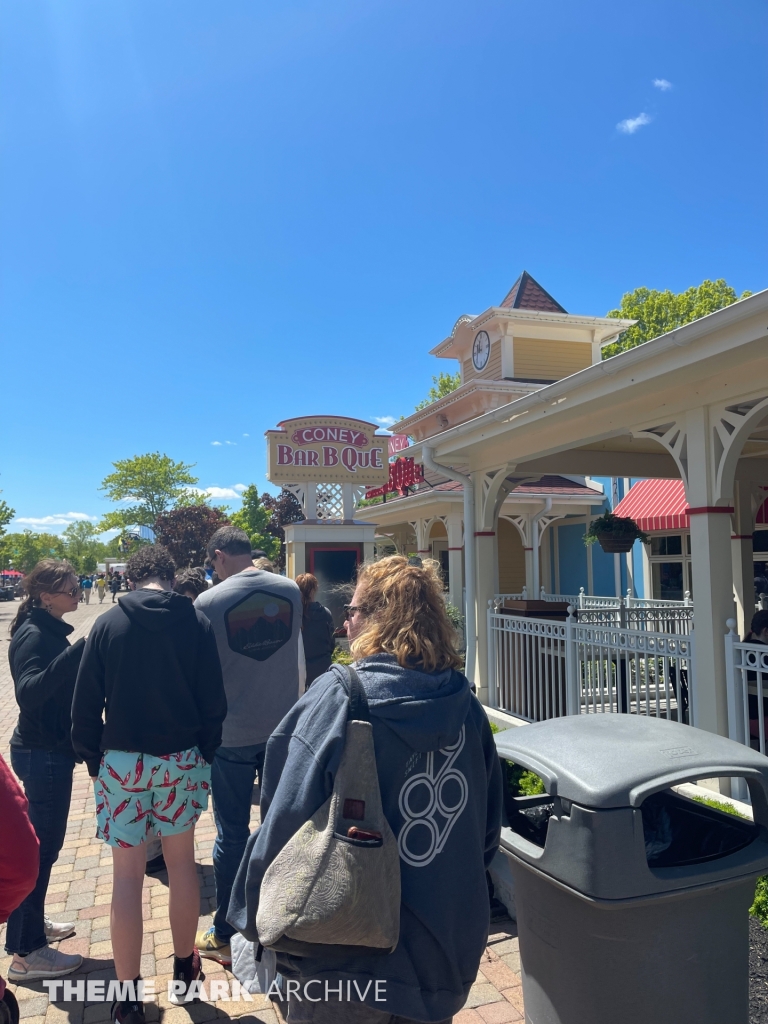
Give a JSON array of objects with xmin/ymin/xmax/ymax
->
[{"xmin": 648, "ymin": 532, "xmax": 691, "ymax": 601}]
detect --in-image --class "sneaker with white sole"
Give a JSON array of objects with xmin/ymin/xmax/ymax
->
[
  {"xmin": 194, "ymin": 926, "xmax": 231, "ymax": 966},
  {"xmin": 44, "ymin": 917, "xmax": 76, "ymax": 941},
  {"xmin": 7, "ymin": 945, "xmax": 83, "ymax": 982}
]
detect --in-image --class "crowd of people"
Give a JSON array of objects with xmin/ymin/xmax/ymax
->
[
  {"xmin": 76, "ymin": 572, "xmax": 126, "ymax": 606},
  {"xmin": 0, "ymin": 526, "xmax": 503, "ymax": 1024}
]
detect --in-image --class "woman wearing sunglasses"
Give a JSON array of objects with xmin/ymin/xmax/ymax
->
[{"xmin": 5, "ymin": 560, "xmax": 85, "ymax": 982}]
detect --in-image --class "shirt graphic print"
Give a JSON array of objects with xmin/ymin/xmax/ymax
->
[{"xmin": 224, "ymin": 589, "xmax": 294, "ymax": 661}]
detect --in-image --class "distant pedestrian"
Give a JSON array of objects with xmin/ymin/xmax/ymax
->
[
  {"xmin": 72, "ymin": 544, "xmax": 227, "ymax": 1021},
  {"xmin": 194, "ymin": 526, "xmax": 304, "ymax": 967},
  {"xmin": 96, "ymin": 576, "xmax": 106, "ymax": 603},
  {"xmin": 110, "ymin": 574, "xmax": 121, "ymax": 602},
  {"xmin": 5, "ymin": 560, "xmax": 85, "ymax": 982},
  {"xmin": 296, "ymin": 572, "xmax": 335, "ymax": 687},
  {"xmin": 81, "ymin": 575, "xmax": 93, "ymax": 605}
]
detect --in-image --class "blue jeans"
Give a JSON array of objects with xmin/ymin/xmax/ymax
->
[
  {"xmin": 211, "ymin": 743, "xmax": 266, "ymax": 942},
  {"xmin": 5, "ymin": 747, "xmax": 75, "ymax": 956}
]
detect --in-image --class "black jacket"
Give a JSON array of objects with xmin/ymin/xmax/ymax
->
[
  {"xmin": 301, "ymin": 601, "xmax": 336, "ymax": 686},
  {"xmin": 72, "ymin": 589, "xmax": 227, "ymax": 776},
  {"xmin": 9, "ymin": 609, "xmax": 85, "ymax": 753}
]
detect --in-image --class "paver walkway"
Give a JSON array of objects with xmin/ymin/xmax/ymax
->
[{"xmin": 0, "ymin": 595, "xmax": 525, "ymax": 1024}]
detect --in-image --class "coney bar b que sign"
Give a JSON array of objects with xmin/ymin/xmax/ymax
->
[{"xmin": 266, "ymin": 416, "xmax": 390, "ymax": 486}]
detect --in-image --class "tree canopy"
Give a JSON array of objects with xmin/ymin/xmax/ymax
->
[
  {"xmin": 603, "ymin": 279, "xmax": 752, "ymax": 358},
  {"xmin": 229, "ymin": 486, "xmax": 281, "ymax": 560},
  {"xmin": 414, "ymin": 371, "xmax": 462, "ymax": 411},
  {"xmin": 0, "ymin": 495, "xmax": 14, "ymax": 539},
  {"xmin": 0, "ymin": 531, "xmax": 66, "ymax": 573},
  {"xmin": 153, "ymin": 505, "xmax": 231, "ymax": 568},
  {"xmin": 99, "ymin": 452, "xmax": 199, "ymax": 532}
]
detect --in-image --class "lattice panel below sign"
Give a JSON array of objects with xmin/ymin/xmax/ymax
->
[{"xmin": 316, "ymin": 483, "xmax": 345, "ymax": 521}]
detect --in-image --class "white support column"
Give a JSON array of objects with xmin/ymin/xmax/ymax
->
[
  {"xmin": 473, "ymin": 496, "xmax": 498, "ymax": 704},
  {"xmin": 521, "ymin": 514, "xmax": 534, "ymax": 593},
  {"xmin": 446, "ymin": 513, "xmax": 464, "ymax": 613},
  {"xmin": 686, "ymin": 407, "xmax": 736, "ymax": 737},
  {"xmin": 305, "ymin": 483, "xmax": 318, "ymax": 520},
  {"xmin": 342, "ymin": 484, "xmax": 355, "ymax": 520},
  {"xmin": 363, "ymin": 540, "xmax": 375, "ymax": 563},
  {"xmin": 732, "ymin": 479, "xmax": 755, "ymax": 638}
]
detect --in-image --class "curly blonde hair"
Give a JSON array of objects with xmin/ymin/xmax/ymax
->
[{"xmin": 350, "ymin": 555, "xmax": 462, "ymax": 673}]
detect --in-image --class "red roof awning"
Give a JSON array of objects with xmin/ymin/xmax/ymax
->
[{"xmin": 613, "ymin": 479, "xmax": 690, "ymax": 532}]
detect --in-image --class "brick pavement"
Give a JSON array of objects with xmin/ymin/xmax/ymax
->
[{"xmin": 0, "ymin": 595, "xmax": 525, "ymax": 1024}]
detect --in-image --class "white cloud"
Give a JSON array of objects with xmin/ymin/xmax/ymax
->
[
  {"xmin": 225, "ymin": 441, "xmax": 237, "ymax": 446},
  {"xmin": 374, "ymin": 415, "xmax": 397, "ymax": 427},
  {"xmin": 14, "ymin": 512, "xmax": 99, "ymax": 527},
  {"xmin": 211, "ymin": 441, "xmax": 223, "ymax": 446},
  {"xmin": 242, "ymin": 433, "xmax": 250, "ymax": 437},
  {"xmin": 653, "ymin": 78, "xmax": 672, "ymax": 91},
  {"xmin": 190, "ymin": 485, "xmax": 245, "ymax": 501},
  {"xmin": 617, "ymin": 112, "xmax": 652, "ymax": 134}
]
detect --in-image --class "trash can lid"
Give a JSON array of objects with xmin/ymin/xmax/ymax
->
[{"xmin": 494, "ymin": 715, "xmax": 768, "ymax": 809}]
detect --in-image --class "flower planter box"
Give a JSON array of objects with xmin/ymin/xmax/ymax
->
[{"xmin": 596, "ymin": 534, "xmax": 637, "ymax": 554}]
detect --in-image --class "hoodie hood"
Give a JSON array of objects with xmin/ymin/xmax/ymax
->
[
  {"xmin": 118, "ymin": 589, "xmax": 197, "ymax": 633},
  {"xmin": 354, "ymin": 654, "xmax": 471, "ymax": 753}
]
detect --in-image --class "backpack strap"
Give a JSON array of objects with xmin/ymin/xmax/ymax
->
[{"xmin": 333, "ymin": 663, "xmax": 370, "ymax": 722}]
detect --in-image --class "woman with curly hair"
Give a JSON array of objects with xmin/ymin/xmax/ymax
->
[
  {"xmin": 72, "ymin": 545, "xmax": 227, "ymax": 1024},
  {"xmin": 5, "ymin": 559, "xmax": 85, "ymax": 983},
  {"xmin": 229, "ymin": 555, "xmax": 503, "ymax": 1024}
]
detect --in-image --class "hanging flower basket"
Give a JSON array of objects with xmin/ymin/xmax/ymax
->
[{"xmin": 584, "ymin": 512, "xmax": 649, "ymax": 554}]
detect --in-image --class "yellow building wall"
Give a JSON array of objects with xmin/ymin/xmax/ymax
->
[
  {"xmin": 498, "ymin": 518, "xmax": 526, "ymax": 593},
  {"xmin": 513, "ymin": 338, "xmax": 592, "ymax": 381}
]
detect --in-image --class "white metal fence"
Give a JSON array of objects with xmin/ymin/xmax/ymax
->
[
  {"xmin": 725, "ymin": 621, "xmax": 768, "ymax": 757},
  {"xmin": 488, "ymin": 606, "xmax": 695, "ymax": 725}
]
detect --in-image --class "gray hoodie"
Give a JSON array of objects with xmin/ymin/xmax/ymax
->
[{"xmin": 228, "ymin": 655, "xmax": 503, "ymax": 1022}]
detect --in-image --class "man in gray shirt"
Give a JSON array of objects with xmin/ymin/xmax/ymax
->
[{"xmin": 194, "ymin": 526, "xmax": 303, "ymax": 965}]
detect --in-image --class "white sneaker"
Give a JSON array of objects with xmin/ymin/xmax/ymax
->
[
  {"xmin": 7, "ymin": 945, "xmax": 83, "ymax": 981},
  {"xmin": 44, "ymin": 916, "xmax": 76, "ymax": 941}
]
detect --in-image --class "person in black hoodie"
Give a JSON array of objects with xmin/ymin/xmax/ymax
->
[
  {"xmin": 72, "ymin": 545, "xmax": 227, "ymax": 1024},
  {"xmin": 5, "ymin": 559, "xmax": 85, "ymax": 984},
  {"xmin": 295, "ymin": 573, "xmax": 335, "ymax": 687}
]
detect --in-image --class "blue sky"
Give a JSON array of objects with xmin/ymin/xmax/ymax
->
[{"xmin": 1, "ymin": 0, "xmax": 766, "ymax": 534}]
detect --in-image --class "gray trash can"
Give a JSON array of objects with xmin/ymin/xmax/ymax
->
[{"xmin": 494, "ymin": 714, "xmax": 768, "ymax": 1024}]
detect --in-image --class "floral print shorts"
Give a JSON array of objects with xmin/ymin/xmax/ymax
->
[{"xmin": 94, "ymin": 747, "xmax": 211, "ymax": 848}]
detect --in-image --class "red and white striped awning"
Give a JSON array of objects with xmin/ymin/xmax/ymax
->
[{"xmin": 613, "ymin": 479, "xmax": 690, "ymax": 532}]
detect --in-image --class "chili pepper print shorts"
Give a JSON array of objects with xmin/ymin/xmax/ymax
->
[{"xmin": 94, "ymin": 748, "xmax": 211, "ymax": 848}]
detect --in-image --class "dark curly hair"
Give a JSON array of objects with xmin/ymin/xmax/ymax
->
[
  {"xmin": 125, "ymin": 544, "xmax": 176, "ymax": 583},
  {"xmin": 173, "ymin": 567, "xmax": 209, "ymax": 599}
]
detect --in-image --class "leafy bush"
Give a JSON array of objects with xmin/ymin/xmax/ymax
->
[
  {"xmin": 332, "ymin": 645, "xmax": 353, "ymax": 666},
  {"xmin": 584, "ymin": 511, "xmax": 649, "ymax": 548}
]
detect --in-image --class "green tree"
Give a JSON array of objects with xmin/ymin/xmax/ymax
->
[
  {"xmin": 0, "ymin": 494, "xmax": 14, "ymax": 538},
  {"xmin": 99, "ymin": 452, "xmax": 199, "ymax": 532},
  {"xmin": 414, "ymin": 371, "xmax": 462, "ymax": 411},
  {"xmin": 261, "ymin": 490, "xmax": 305, "ymax": 571},
  {"xmin": 0, "ymin": 531, "xmax": 66, "ymax": 573},
  {"xmin": 230, "ymin": 486, "xmax": 281, "ymax": 560},
  {"xmin": 62, "ymin": 520, "xmax": 105, "ymax": 574},
  {"xmin": 603, "ymin": 279, "xmax": 753, "ymax": 358},
  {"xmin": 153, "ymin": 506, "xmax": 231, "ymax": 568}
]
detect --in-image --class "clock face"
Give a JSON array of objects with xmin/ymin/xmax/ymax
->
[{"xmin": 472, "ymin": 330, "xmax": 491, "ymax": 371}]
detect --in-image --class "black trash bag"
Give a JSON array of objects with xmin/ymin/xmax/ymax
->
[
  {"xmin": 507, "ymin": 795, "xmax": 555, "ymax": 848},
  {"xmin": 642, "ymin": 790, "xmax": 758, "ymax": 868}
]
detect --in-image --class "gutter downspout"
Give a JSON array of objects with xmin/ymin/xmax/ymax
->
[
  {"xmin": 422, "ymin": 446, "xmax": 476, "ymax": 683},
  {"xmin": 531, "ymin": 497, "xmax": 552, "ymax": 597}
]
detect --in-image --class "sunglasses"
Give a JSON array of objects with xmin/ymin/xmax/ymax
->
[
  {"xmin": 344, "ymin": 605, "xmax": 364, "ymax": 618},
  {"xmin": 54, "ymin": 586, "xmax": 80, "ymax": 598}
]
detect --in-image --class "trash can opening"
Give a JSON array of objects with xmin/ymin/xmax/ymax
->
[
  {"xmin": 501, "ymin": 759, "xmax": 554, "ymax": 848},
  {"xmin": 641, "ymin": 789, "xmax": 758, "ymax": 868}
]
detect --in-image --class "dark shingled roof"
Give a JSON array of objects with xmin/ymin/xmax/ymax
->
[{"xmin": 500, "ymin": 271, "xmax": 567, "ymax": 314}]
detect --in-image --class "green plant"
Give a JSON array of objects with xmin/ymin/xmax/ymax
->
[
  {"xmin": 332, "ymin": 645, "xmax": 353, "ymax": 665},
  {"xmin": 505, "ymin": 761, "xmax": 546, "ymax": 796},
  {"xmin": 584, "ymin": 511, "xmax": 649, "ymax": 547}
]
